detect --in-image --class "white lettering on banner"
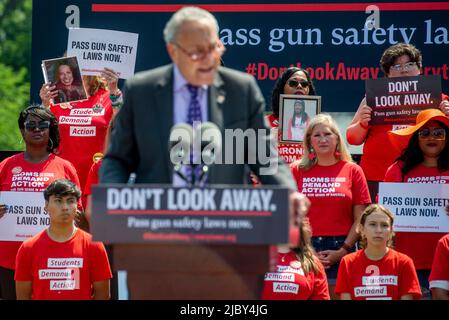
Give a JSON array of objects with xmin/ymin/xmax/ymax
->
[
  {"xmin": 70, "ymin": 126, "xmax": 96, "ymax": 136},
  {"xmin": 48, "ymin": 258, "xmax": 83, "ymax": 268},
  {"xmin": 10, "ymin": 181, "xmax": 45, "ymax": 188},
  {"xmin": 70, "ymin": 108, "xmax": 105, "ymax": 116},
  {"xmin": 273, "ymin": 282, "xmax": 299, "ymax": 294},
  {"xmin": 50, "ymin": 280, "xmax": 76, "ymax": 290},
  {"xmin": 59, "ymin": 116, "xmax": 92, "ymax": 125},
  {"xmin": 362, "ymin": 276, "xmax": 398, "ymax": 286},
  {"xmin": 39, "ymin": 269, "xmax": 73, "ymax": 280},
  {"xmin": 354, "ymin": 286, "xmax": 387, "ymax": 297},
  {"xmin": 264, "ymin": 272, "xmax": 295, "ymax": 282}
]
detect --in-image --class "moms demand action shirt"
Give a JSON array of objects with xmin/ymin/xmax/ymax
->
[
  {"xmin": 384, "ymin": 162, "xmax": 449, "ymax": 269},
  {"xmin": 335, "ymin": 249, "xmax": 421, "ymax": 300},
  {"xmin": 15, "ymin": 228, "xmax": 112, "ymax": 300},
  {"xmin": 0, "ymin": 153, "xmax": 80, "ymax": 270},
  {"xmin": 290, "ymin": 161, "xmax": 371, "ymax": 236}
]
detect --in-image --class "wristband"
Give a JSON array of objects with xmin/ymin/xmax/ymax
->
[
  {"xmin": 340, "ymin": 242, "xmax": 352, "ymax": 252},
  {"xmin": 359, "ymin": 121, "xmax": 369, "ymax": 129}
]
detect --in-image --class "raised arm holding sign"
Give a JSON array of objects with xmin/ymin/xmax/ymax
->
[{"xmin": 346, "ymin": 43, "xmax": 449, "ymax": 202}]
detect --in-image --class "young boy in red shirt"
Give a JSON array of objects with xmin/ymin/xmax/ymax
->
[{"xmin": 15, "ymin": 179, "xmax": 112, "ymax": 300}]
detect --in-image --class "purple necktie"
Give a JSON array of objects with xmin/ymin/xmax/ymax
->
[{"xmin": 186, "ymin": 84, "xmax": 202, "ymax": 125}]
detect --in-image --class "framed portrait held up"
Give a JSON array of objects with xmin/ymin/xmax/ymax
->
[
  {"xmin": 279, "ymin": 94, "xmax": 321, "ymax": 144},
  {"xmin": 41, "ymin": 56, "xmax": 87, "ymax": 105}
]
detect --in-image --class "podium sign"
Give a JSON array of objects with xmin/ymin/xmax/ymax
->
[{"xmin": 91, "ymin": 185, "xmax": 289, "ymax": 244}]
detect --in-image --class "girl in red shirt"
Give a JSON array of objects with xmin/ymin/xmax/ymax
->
[
  {"xmin": 262, "ymin": 211, "xmax": 329, "ymax": 300},
  {"xmin": 384, "ymin": 108, "xmax": 449, "ymax": 297},
  {"xmin": 290, "ymin": 114, "xmax": 371, "ymax": 298},
  {"xmin": 336, "ymin": 204, "xmax": 421, "ymax": 300}
]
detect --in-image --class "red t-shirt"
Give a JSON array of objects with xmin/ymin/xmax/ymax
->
[
  {"xmin": 360, "ymin": 94, "xmax": 449, "ymax": 181},
  {"xmin": 335, "ymin": 249, "xmax": 422, "ymax": 300},
  {"xmin": 15, "ymin": 228, "xmax": 112, "ymax": 300},
  {"xmin": 262, "ymin": 250, "xmax": 329, "ymax": 300},
  {"xmin": 290, "ymin": 161, "xmax": 371, "ymax": 236},
  {"xmin": 266, "ymin": 113, "xmax": 304, "ymax": 164},
  {"xmin": 384, "ymin": 162, "xmax": 449, "ymax": 269},
  {"xmin": 50, "ymin": 88, "xmax": 113, "ymax": 188},
  {"xmin": 0, "ymin": 153, "xmax": 81, "ymax": 270},
  {"xmin": 429, "ymin": 234, "xmax": 449, "ymax": 290},
  {"xmin": 83, "ymin": 159, "xmax": 101, "ymax": 197}
]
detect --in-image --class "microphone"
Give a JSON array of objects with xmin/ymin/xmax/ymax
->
[
  {"xmin": 195, "ymin": 122, "xmax": 222, "ymax": 185},
  {"xmin": 169, "ymin": 123, "xmax": 193, "ymax": 184}
]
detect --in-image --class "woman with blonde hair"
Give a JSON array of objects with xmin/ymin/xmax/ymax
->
[
  {"xmin": 336, "ymin": 204, "xmax": 421, "ymax": 300},
  {"xmin": 290, "ymin": 114, "xmax": 371, "ymax": 296}
]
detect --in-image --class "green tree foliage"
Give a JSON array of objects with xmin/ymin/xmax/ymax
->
[
  {"xmin": 0, "ymin": 0, "xmax": 32, "ymax": 151},
  {"xmin": 0, "ymin": 0, "xmax": 32, "ymax": 77}
]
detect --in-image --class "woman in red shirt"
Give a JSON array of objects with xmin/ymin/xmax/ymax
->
[
  {"xmin": 0, "ymin": 105, "xmax": 81, "ymax": 300},
  {"xmin": 39, "ymin": 68, "xmax": 122, "ymax": 189},
  {"xmin": 290, "ymin": 114, "xmax": 371, "ymax": 297},
  {"xmin": 336, "ymin": 204, "xmax": 421, "ymax": 300},
  {"xmin": 384, "ymin": 108, "xmax": 449, "ymax": 297},
  {"xmin": 346, "ymin": 43, "xmax": 449, "ymax": 202},
  {"xmin": 267, "ymin": 67, "xmax": 316, "ymax": 164}
]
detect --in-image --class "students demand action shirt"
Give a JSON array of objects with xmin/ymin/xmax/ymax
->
[
  {"xmin": 15, "ymin": 228, "xmax": 112, "ymax": 300},
  {"xmin": 262, "ymin": 250, "xmax": 329, "ymax": 300},
  {"xmin": 335, "ymin": 249, "xmax": 422, "ymax": 300},
  {"xmin": 384, "ymin": 162, "xmax": 449, "ymax": 269},
  {"xmin": 50, "ymin": 88, "xmax": 113, "ymax": 188},
  {"xmin": 290, "ymin": 161, "xmax": 371, "ymax": 236},
  {"xmin": 0, "ymin": 153, "xmax": 81, "ymax": 270}
]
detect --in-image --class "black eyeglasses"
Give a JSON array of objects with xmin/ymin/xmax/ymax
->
[
  {"xmin": 287, "ymin": 79, "xmax": 310, "ymax": 89},
  {"xmin": 24, "ymin": 120, "xmax": 50, "ymax": 131},
  {"xmin": 174, "ymin": 41, "xmax": 225, "ymax": 62},
  {"xmin": 418, "ymin": 127, "xmax": 446, "ymax": 140}
]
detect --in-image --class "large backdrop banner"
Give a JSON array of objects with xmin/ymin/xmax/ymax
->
[{"xmin": 31, "ymin": 0, "xmax": 449, "ymax": 116}]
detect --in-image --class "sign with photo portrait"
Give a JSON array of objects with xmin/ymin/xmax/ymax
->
[
  {"xmin": 41, "ymin": 56, "xmax": 87, "ymax": 105},
  {"xmin": 279, "ymin": 94, "xmax": 321, "ymax": 144}
]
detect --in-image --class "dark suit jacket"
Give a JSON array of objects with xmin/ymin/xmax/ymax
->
[{"xmin": 100, "ymin": 64, "xmax": 296, "ymax": 189}]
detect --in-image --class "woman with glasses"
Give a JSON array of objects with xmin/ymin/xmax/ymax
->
[
  {"xmin": 384, "ymin": 108, "xmax": 449, "ymax": 297},
  {"xmin": 267, "ymin": 67, "xmax": 316, "ymax": 164},
  {"xmin": 0, "ymin": 105, "xmax": 81, "ymax": 300},
  {"xmin": 39, "ymin": 67, "xmax": 122, "ymax": 193},
  {"xmin": 346, "ymin": 43, "xmax": 449, "ymax": 202},
  {"xmin": 290, "ymin": 114, "xmax": 371, "ymax": 298}
]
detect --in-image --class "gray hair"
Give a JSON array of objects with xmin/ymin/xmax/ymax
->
[{"xmin": 163, "ymin": 6, "xmax": 219, "ymax": 44}]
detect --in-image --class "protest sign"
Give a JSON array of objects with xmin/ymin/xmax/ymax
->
[
  {"xmin": 0, "ymin": 192, "xmax": 49, "ymax": 241},
  {"xmin": 42, "ymin": 56, "xmax": 87, "ymax": 104},
  {"xmin": 91, "ymin": 185, "xmax": 289, "ymax": 244},
  {"xmin": 67, "ymin": 28, "xmax": 138, "ymax": 79},
  {"xmin": 379, "ymin": 182, "xmax": 449, "ymax": 232},
  {"xmin": 366, "ymin": 75, "xmax": 442, "ymax": 125}
]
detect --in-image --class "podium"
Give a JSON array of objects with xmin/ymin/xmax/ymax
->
[
  {"xmin": 92, "ymin": 185, "xmax": 288, "ymax": 300},
  {"xmin": 112, "ymin": 243, "xmax": 270, "ymax": 299}
]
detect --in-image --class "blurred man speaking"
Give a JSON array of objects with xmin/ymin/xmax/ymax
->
[{"xmin": 100, "ymin": 6, "xmax": 295, "ymax": 189}]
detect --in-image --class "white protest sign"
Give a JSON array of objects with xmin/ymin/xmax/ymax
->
[
  {"xmin": 379, "ymin": 182, "xmax": 449, "ymax": 233},
  {"xmin": 0, "ymin": 192, "xmax": 49, "ymax": 241},
  {"xmin": 67, "ymin": 28, "xmax": 138, "ymax": 79}
]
